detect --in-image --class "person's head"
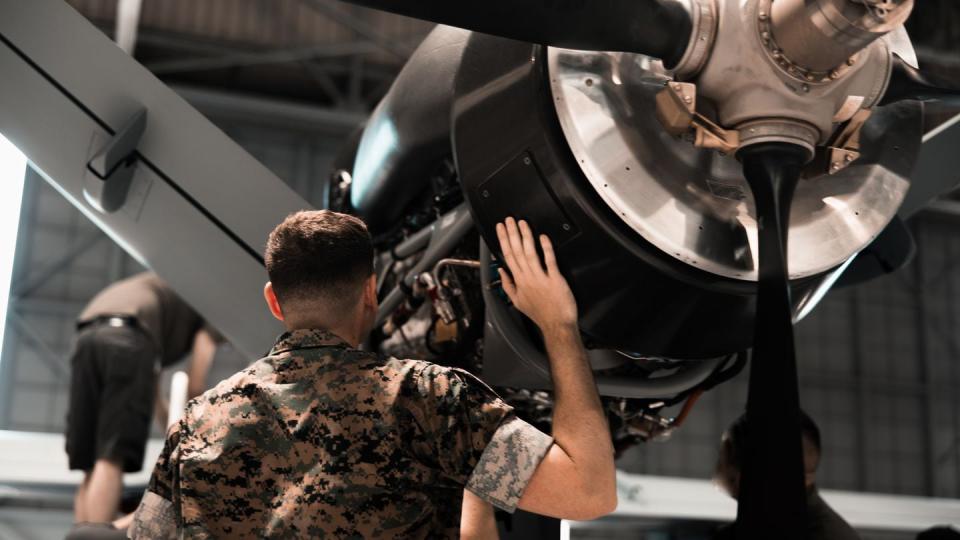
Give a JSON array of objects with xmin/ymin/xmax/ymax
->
[
  {"xmin": 714, "ymin": 410, "xmax": 822, "ymax": 499},
  {"xmin": 917, "ymin": 527, "xmax": 960, "ymax": 540},
  {"xmin": 263, "ymin": 210, "xmax": 376, "ymax": 343}
]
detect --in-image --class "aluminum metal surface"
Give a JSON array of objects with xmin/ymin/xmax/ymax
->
[
  {"xmin": 548, "ymin": 48, "xmax": 919, "ymax": 281},
  {"xmin": 770, "ymin": 0, "xmax": 914, "ymax": 72}
]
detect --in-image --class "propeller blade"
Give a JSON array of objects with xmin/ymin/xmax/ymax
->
[
  {"xmin": 881, "ymin": 56, "xmax": 960, "ymax": 106},
  {"xmin": 334, "ymin": 0, "xmax": 693, "ymax": 65},
  {"xmin": 836, "ymin": 216, "xmax": 916, "ymax": 288},
  {"xmin": 736, "ymin": 144, "xmax": 809, "ymax": 540},
  {"xmin": 898, "ymin": 112, "xmax": 960, "ymax": 218}
]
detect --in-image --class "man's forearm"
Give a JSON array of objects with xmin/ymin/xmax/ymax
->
[{"xmin": 542, "ymin": 324, "xmax": 615, "ymax": 486}]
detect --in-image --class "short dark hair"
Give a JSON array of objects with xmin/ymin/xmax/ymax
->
[
  {"xmin": 265, "ymin": 210, "xmax": 374, "ymax": 309},
  {"xmin": 917, "ymin": 527, "xmax": 960, "ymax": 540},
  {"xmin": 722, "ymin": 410, "xmax": 821, "ymax": 471}
]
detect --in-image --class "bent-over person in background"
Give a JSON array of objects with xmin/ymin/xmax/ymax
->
[{"xmin": 65, "ymin": 272, "xmax": 221, "ymax": 537}]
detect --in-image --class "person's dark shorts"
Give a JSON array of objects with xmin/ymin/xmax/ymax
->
[{"xmin": 65, "ymin": 322, "xmax": 158, "ymax": 473}]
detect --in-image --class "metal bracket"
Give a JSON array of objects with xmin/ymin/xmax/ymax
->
[
  {"xmin": 83, "ymin": 107, "xmax": 147, "ymax": 213},
  {"xmin": 655, "ymin": 81, "xmax": 740, "ymax": 153},
  {"xmin": 805, "ymin": 107, "xmax": 872, "ymax": 176}
]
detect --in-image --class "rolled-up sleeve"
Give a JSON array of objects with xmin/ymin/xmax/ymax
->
[
  {"xmin": 466, "ymin": 415, "xmax": 553, "ymax": 512},
  {"xmin": 401, "ymin": 364, "xmax": 553, "ymax": 513}
]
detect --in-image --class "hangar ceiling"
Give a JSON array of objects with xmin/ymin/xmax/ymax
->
[
  {"xmin": 66, "ymin": 0, "xmax": 434, "ymax": 108},
  {"xmin": 61, "ymin": 0, "xmax": 960, "ymax": 114}
]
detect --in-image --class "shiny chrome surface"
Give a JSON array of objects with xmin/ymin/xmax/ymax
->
[
  {"xmin": 548, "ymin": 48, "xmax": 919, "ymax": 281},
  {"xmin": 770, "ymin": 0, "xmax": 914, "ymax": 72},
  {"xmin": 671, "ymin": 0, "xmax": 718, "ymax": 80}
]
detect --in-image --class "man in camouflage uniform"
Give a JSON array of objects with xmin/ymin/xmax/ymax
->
[{"xmin": 129, "ymin": 212, "xmax": 617, "ymax": 538}]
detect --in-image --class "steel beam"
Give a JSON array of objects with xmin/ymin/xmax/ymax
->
[
  {"xmin": 301, "ymin": 0, "xmax": 415, "ymax": 60},
  {"xmin": 5, "ymin": 312, "xmax": 67, "ymax": 381},
  {"xmin": 300, "ymin": 61, "xmax": 347, "ymax": 105},
  {"xmin": 114, "ymin": 0, "xmax": 143, "ymax": 55},
  {"xmin": 13, "ymin": 232, "xmax": 104, "ymax": 298},
  {"xmin": 146, "ymin": 41, "xmax": 381, "ymax": 75},
  {"xmin": 171, "ymin": 84, "xmax": 365, "ymax": 133}
]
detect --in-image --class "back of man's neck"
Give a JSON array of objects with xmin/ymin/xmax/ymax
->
[{"xmin": 284, "ymin": 322, "xmax": 361, "ymax": 348}]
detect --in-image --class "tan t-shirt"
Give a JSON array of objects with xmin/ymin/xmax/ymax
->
[{"xmin": 79, "ymin": 272, "xmax": 212, "ymax": 367}]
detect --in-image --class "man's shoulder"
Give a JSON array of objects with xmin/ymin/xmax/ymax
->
[
  {"xmin": 809, "ymin": 491, "xmax": 861, "ymax": 540},
  {"xmin": 386, "ymin": 357, "xmax": 474, "ymax": 377},
  {"xmin": 182, "ymin": 362, "xmax": 266, "ymax": 419},
  {"xmin": 389, "ymin": 359, "xmax": 502, "ymax": 403}
]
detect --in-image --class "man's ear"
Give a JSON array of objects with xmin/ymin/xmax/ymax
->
[
  {"xmin": 264, "ymin": 282, "xmax": 284, "ymax": 321},
  {"xmin": 364, "ymin": 274, "xmax": 377, "ymax": 307}
]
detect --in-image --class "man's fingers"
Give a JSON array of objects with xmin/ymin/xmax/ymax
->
[
  {"xmin": 496, "ymin": 222, "xmax": 521, "ymax": 274},
  {"xmin": 518, "ymin": 220, "xmax": 544, "ymax": 275},
  {"xmin": 540, "ymin": 234, "xmax": 560, "ymax": 275},
  {"xmin": 498, "ymin": 268, "xmax": 518, "ymax": 302},
  {"xmin": 504, "ymin": 217, "xmax": 529, "ymax": 274}
]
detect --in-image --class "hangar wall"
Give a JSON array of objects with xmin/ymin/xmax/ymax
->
[{"xmin": 0, "ymin": 93, "xmax": 958, "ymax": 503}]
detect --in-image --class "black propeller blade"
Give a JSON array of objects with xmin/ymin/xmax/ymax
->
[
  {"xmin": 736, "ymin": 144, "xmax": 810, "ymax": 540},
  {"xmin": 881, "ymin": 55, "xmax": 960, "ymax": 106},
  {"xmin": 836, "ymin": 217, "xmax": 916, "ymax": 288},
  {"xmin": 333, "ymin": 0, "xmax": 693, "ymax": 66}
]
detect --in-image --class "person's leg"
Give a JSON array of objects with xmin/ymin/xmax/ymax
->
[
  {"xmin": 88, "ymin": 327, "xmax": 158, "ymax": 521},
  {"xmin": 66, "ymin": 330, "xmax": 102, "ymax": 523},
  {"xmin": 75, "ymin": 473, "xmax": 91, "ymax": 522},
  {"xmin": 83, "ymin": 459, "xmax": 124, "ymax": 523}
]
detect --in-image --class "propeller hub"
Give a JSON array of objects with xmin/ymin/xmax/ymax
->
[
  {"xmin": 549, "ymin": 46, "xmax": 923, "ymax": 282},
  {"xmin": 769, "ymin": 0, "xmax": 914, "ymax": 74},
  {"xmin": 673, "ymin": 0, "xmax": 914, "ymax": 153}
]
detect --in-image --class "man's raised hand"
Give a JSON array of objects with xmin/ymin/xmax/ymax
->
[{"xmin": 495, "ymin": 218, "xmax": 577, "ymax": 333}]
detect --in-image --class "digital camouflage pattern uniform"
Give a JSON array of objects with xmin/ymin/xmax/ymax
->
[{"xmin": 129, "ymin": 329, "xmax": 553, "ymax": 539}]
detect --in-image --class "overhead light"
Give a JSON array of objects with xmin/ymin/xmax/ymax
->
[{"xmin": 0, "ymin": 134, "xmax": 27, "ymax": 361}]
